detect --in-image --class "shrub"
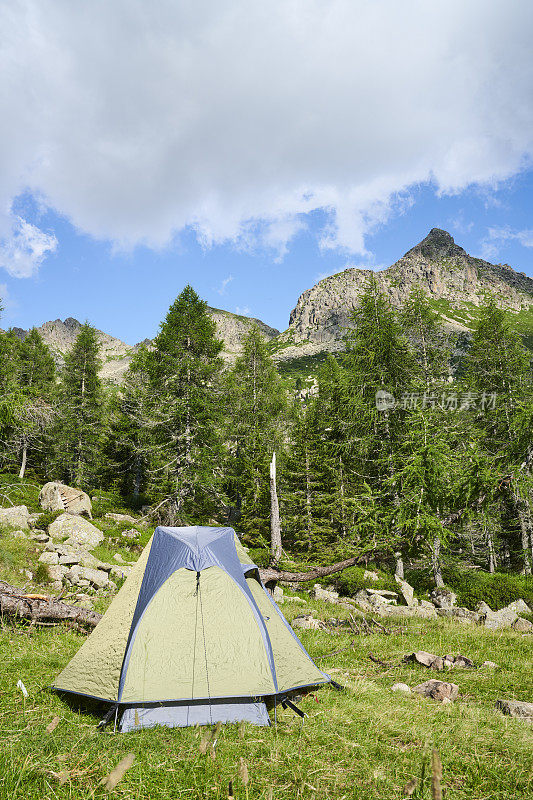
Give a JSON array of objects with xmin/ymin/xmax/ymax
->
[
  {"xmin": 316, "ymin": 566, "xmax": 398, "ymax": 597},
  {"xmin": 406, "ymin": 566, "xmax": 533, "ymax": 610},
  {"xmin": 35, "ymin": 509, "xmax": 62, "ymax": 530},
  {"xmin": 33, "ymin": 562, "xmax": 52, "ymax": 585}
]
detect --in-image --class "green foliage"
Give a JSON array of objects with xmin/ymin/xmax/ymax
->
[
  {"xmin": 35, "ymin": 509, "xmax": 62, "ymax": 530},
  {"xmin": 321, "ymin": 565, "xmax": 398, "ymax": 597},
  {"xmin": 33, "ymin": 561, "xmax": 52, "ymax": 585},
  {"xmin": 406, "ymin": 566, "xmax": 533, "ymax": 609}
]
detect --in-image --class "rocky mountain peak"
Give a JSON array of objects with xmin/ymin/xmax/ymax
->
[{"xmin": 406, "ymin": 228, "xmax": 466, "ymax": 262}]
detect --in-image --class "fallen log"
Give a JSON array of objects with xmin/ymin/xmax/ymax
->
[
  {"xmin": 0, "ymin": 581, "xmax": 101, "ymax": 630},
  {"xmin": 259, "ymin": 555, "xmax": 361, "ymax": 586}
]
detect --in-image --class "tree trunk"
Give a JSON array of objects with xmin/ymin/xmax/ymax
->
[
  {"xmin": 394, "ymin": 552, "xmax": 404, "ymax": 579},
  {"xmin": 269, "ymin": 452, "xmax": 282, "ymax": 565},
  {"xmin": 0, "ymin": 581, "xmax": 101, "ymax": 629},
  {"xmin": 512, "ymin": 482, "xmax": 532, "ymax": 576},
  {"xmin": 18, "ymin": 440, "xmax": 28, "ymax": 480},
  {"xmin": 305, "ymin": 449, "xmax": 312, "ymax": 545},
  {"xmin": 487, "ymin": 529, "xmax": 496, "ymax": 574},
  {"xmin": 431, "ymin": 536, "xmax": 444, "ymax": 587},
  {"xmin": 260, "ymin": 555, "xmax": 362, "ymax": 586}
]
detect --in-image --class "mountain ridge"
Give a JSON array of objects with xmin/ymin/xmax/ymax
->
[{"xmin": 4, "ymin": 229, "xmax": 533, "ymax": 380}]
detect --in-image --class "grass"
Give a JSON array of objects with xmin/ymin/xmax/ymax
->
[{"xmin": 1, "ymin": 599, "xmax": 532, "ymax": 799}]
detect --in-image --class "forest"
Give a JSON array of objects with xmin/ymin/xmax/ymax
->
[{"xmin": 0, "ymin": 279, "xmax": 532, "ymax": 593}]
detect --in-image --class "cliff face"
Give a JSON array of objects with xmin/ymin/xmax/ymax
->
[
  {"xmin": 10, "ymin": 309, "xmax": 280, "ymax": 383},
  {"xmin": 275, "ymin": 229, "xmax": 533, "ymax": 360}
]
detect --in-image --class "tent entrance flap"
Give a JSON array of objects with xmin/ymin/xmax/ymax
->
[{"xmin": 120, "ymin": 701, "xmax": 270, "ymax": 731}]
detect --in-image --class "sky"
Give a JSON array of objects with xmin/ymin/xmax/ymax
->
[{"xmin": 1, "ymin": 0, "xmax": 533, "ymax": 343}]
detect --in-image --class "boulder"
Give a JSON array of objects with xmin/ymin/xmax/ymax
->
[
  {"xmin": 513, "ymin": 617, "xmax": 533, "ymax": 634},
  {"xmin": 431, "ymin": 588, "xmax": 457, "ymax": 609},
  {"xmin": 292, "ymin": 615, "xmax": 322, "ymax": 630},
  {"xmin": 30, "ymin": 531, "xmax": 49, "ymax": 542},
  {"xmin": 484, "ymin": 607, "xmax": 518, "ymax": 631},
  {"xmin": 495, "ymin": 699, "xmax": 533, "ymax": 721},
  {"xmin": 0, "ymin": 505, "xmax": 30, "ymax": 530},
  {"xmin": 395, "ymin": 575, "xmax": 417, "ymax": 606},
  {"xmin": 47, "ymin": 564, "xmax": 68, "ymax": 581},
  {"xmin": 273, "ymin": 586, "xmax": 284, "ymax": 602},
  {"xmin": 11, "ymin": 529, "xmax": 29, "ymax": 539},
  {"xmin": 48, "ymin": 514, "xmax": 104, "ymax": 550},
  {"xmin": 507, "ymin": 599, "xmax": 531, "ymax": 615},
  {"xmin": 476, "ymin": 601, "xmax": 492, "ymax": 615},
  {"xmin": 453, "ymin": 655, "xmax": 475, "ymax": 669},
  {"xmin": 413, "ymin": 680, "xmax": 459, "ymax": 702},
  {"xmin": 391, "ymin": 683, "xmax": 411, "ymax": 694},
  {"xmin": 366, "ymin": 589, "xmax": 398, "ymax": 598},
  {"xmin": 354, "ymin": 589, "xmax": 374, "ymax": 612},
  {"xmin": 38, "ymin": 551, "xmax": 59, "ymax": 565},
  {"xmin": 312, "ymin": 584, "xmax": 339, "ymax": 603},
  {"xmin": 404, "ymin": 651, "xmax": 440, "ymax": 668},
  {"xmin": 39, "ymin": 482, "xmax": 92, "ymax": 518},
  {"xmin": 420, "ymin": 599, "xmax": 436, "ymax": 610}
]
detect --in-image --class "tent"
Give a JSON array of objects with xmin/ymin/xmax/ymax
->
[{"xmin": 53, "ymin": 526, "xmax": 333, "ymax": 731}]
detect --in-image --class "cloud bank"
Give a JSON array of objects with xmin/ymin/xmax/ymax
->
[{"xmin": 1, "ymin": 0, "xmax": 533, "ymax": 275}]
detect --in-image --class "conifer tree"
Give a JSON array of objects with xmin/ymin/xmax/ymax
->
[
  {"xmin": 53, "ymin": 323, "xmax": 104, "ymax": 488},
  {"xmin": 225, "ymin": 325, "xmax": 285, "ymax": 542},
  {"xmin": 146, "ymin": 286, "xmax": 225, "ymax": 522}
]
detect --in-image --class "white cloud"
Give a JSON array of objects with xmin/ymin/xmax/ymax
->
[
  {"xmin": 0, "ymin": 0, "xmax": 533, "ymax": 265},
  {"xmin": 0, "ymin": 216, "xmax": 57, "ymax": 278},
  {"xmin": 235, "ymin": 306, "xmax": 251, "ymax": 316},
  {"xmin": 215, "ymin": 274, "xmax": 234, "ymax": 295},
  {"xmin": 481, "ymin": 226, "xmax": 533, "ymax": 260}
]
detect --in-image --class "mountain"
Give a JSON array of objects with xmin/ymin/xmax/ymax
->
[
  {"xmin": 9, "ymin": 308, "xmax": 280, "ymax": 383},
  {"xmin": 273, "ymin": 228, "xmax": 533, "ymax": 361}
]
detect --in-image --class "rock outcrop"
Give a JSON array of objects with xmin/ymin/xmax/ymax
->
[
  {"xmin": 48, "ymin": 514, "xmax": 104, "ymax": 550},
  {"xmin": 273, "ymin": 228, "xmax": 533, "ymax": 361},
  {"xmin": 39, "ymin": 482, "xmax": 92, "ymax": 518},
  {"xmin": 0, "ymin": 506, "xmax": 30, "ymax": 530}
]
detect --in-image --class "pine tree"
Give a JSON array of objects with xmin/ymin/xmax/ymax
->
[
  {"xmin": 401, "ymin": 286, "xmax": 449, "ymax": 386},
  {"xmin": 225, "ymin": 325, "xmax": 285, "ymax": 542},
  {"xmin": 17, "ymin": 328, "xmax": 56, "ymax": 394},
  {"xmin": 146, "ymin": 286, "xmax": 225, "ymax": 522},
  {"xmin": 54, "ymin": 323, "xmax": 104, "ymax": 488}
]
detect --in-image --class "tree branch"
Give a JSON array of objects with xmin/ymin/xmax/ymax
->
[
  {"xmin": 0, "ymin": 581, "xmax": 101, "ymax": 629},
  {"xmin": 259, "ymin": 555, "xmax": 362, "ymax": 585}
]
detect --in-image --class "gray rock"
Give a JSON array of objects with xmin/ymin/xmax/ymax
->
[
  {"xmin": 354, "ymin": 589, "xmax": 373, "ymax": 612},
  {"xmin": 105, "ymin": 512, "xmax": 139, "ymax": 525},
  {"xmin": 39, "ymin": 550, "xmax": 59, "ymax": 565},
  {"xmin": 292, "ymin": 615, "xmax": 322, "ymax": 630},
  {"xmin": 11, "ymin": 529, "xmax": 29, "ymax": 539},
  {"xmin": 437, "ymin": 607, "xmax": 480, "ymax": 624},
  {"xmin": 495, "ymin": 699, "xmax": 533, "ymax": 720},
  {"xmin": 405, "ymin": 651, "xmax": 440, "ymax": 668},
  {"xmin": 58, "ymin": 554, "xmax": 80, "ymax": 566},
  {"xmin": 285, "ymin": 596, "xmax": 307, "ymax": 604},
  {"xmin": 48, "ymin": 514, "xmax": 104, "ymax": 550},
  {"xmin": 395, "ymin": 575, "xmax": 417, "ymax": 606},
  {"xmin": 431, "ymin": 588, "xmax": 457, "ymax": 609},
  {"xmin": 273, "ymin": 586, "xmax": 284, "ymax": 602},
  {"xmin": 312, "ymin": 584, "xmax": 339, "ymax": 603},
  {"xmin": 30, "ymin": 532, "xmax": 49, "ymax": 542},
  {"xmin": 391, "ymin": 683, "xmax": 411, "ymax": 694},
  {"xmin": 513, "ymin": 617, "xmax": 533, "ymax": 633},
  {"xmin": 363, "ymin": 570, "xmax": 379, "ymax": 581},
  {"xmin": 0, "ymin": 505, "xmax": 30, "ymax": 530},
  {"xmin": 110, "ymin": 565, "xmax": 131, "ymax": 580},
  {"xmin": 76, "ymin": 566, "xmax": 109, "ymax": 588},
  {"xmin": 39, "ymin": 482, "xmax": 92, "ymax": 518},
  {"xmin": 506, "ymin": 599, "xmax": 531, "ymax": 615},
  {"xmin": 481, "ymin": 661, "xmax": 499, "ymax": 669},
  {"xmin": 366, "ymin": 588, "xmax": 398, "ymax": 598},
  {"xmin": 484, "ymin": 607, "xmax": 518, "ymax": 630},
  {"xmin": 420, "ymin": 599, "xmax": 436, "ymax": 610},
  {"xmin": 47, "ymin": 565, "xmax": 68, "ymax": 582},
  {"xmin": 413, "ymin": 680, "xmax": 459, "ymax": 702},
  {"xmin": 113, "ymin": 553, "xmax": 126, "ymax": 563},
  {"xmin": 476, "ymin": 601, "xmax": 492, "ymax": 615}
]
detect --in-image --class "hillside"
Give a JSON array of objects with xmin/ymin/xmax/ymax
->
[{"xmin": 273, "ymin": 228, "xmax": 533, "ymax": 361}]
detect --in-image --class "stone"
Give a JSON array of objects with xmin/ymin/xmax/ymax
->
[
  {"xmin": 405, "ymin": 651, "xmax": 439, "ymax": 668},
  {"xmin": 507, "ymin": 599, "xmax": 531, "ymax": 615},
  {"xmin": 113, "ymin": 553, "xmax": 126, "ymax": 563},
  {"xmin": 110, "ymin": 565, "xmax": 131, "ymax": 580},
  {"xmin": 58, "ymin": 554, "xmax": 80, "ymax": 566},
  {"xmin": 395, "ymin": 575, "xmax": 417, "ymax": 606},
  {"xmin": 354, "ymin": 589, "xmax": 373, "ymax": 612},
  {"xmin": 413, "ymin": 680, "xmax": 459, "ymax": 702},
  {"xmin": 513, "ymin": 617, "xmax": 533, "ymax": 633},
  {"xmin": 76, "ymin": 566, "xmax": 110, "ymax": 588},
  {"xmin": 481, "ymin": 661, "xmax": 499, "ymax": 669},
  {"xmin": 476, "ymin": 601, "xmax": 492, "ymax": 615},
  {"xmin": 431, "ymin": 588, "xmax": 457, "ymax": 609},
  {"xmin": 64, "ymin": 565, "xmax": 80, "ymax": 584},
  {"xmin": 366, "ymin": 588, "xmax": 398, "ymax": 598},
  {"xmin": 391, "ymin": 683, "xmax": 411, "ymax": 694},
  {"xmin": 312, "ymin": 584, "xmax": 339, "ymax": 603},
  {"xmin": 11, "ymin": 529, "xmax": 29, "ymax": 539},
  {"xmin": 39, "ymin": 482, "xmax": 92, "ymax": 518},
  {"xmin": 364, "ymin": 570, "xmax": 379, "ymax": 581},
  {"xmin": 420, "ymin": 599, "xmax": 436, "ymax": 610},
  {"xmin": 39, "ymin": 550, "xmax": 59, "ymax": 565},
  {"xmin": 47, "ymin": 565, "xmax": 68, "ymax": 582},
  {"xmin": 453, "ymin": 655, "xmax": 475, "ymax": 669},
  {"xmin": 30, "ymin": 532, "xmax": 49, "ymax": 542},
  {"xmin": 437, "ymin": 607, "xmax": 480, "ymax": 624},
  {"xmin": 273, "ymin": 586, "xmax": 284, "ymax": 602},
  {"xmin": 0, "ymin": 505, "xmax": 30, "ymax": 530},
  {"xmin": 292, "ymin": 615, "xmax": 322, "ymax": 630},
  {"xmin": 484, "ymin": 607, "xmax": 518, "ymax": 631},
  {"xmin": 48, "ymin": 514, "xmax": 104, "ymax": 550},
  {"xmin": 286, "ymin": 596, "xmax": 307, "ymax": 604},
  {"xmin": 495, "ymin": 699, "xmax": 533, "ymax": 720}
]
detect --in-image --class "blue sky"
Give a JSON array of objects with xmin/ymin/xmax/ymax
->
[
  {"xmin": 1, "ymin": 2, "xmax": 532, "ymax": 343},
  {"xmin": 1, "ymin": 171, "xmax": 533, "ymax": 344}
]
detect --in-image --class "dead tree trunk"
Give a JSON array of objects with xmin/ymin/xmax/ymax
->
[
  {"xmin": 260, "ymin": 555, "xmax": 362, "ymax": 586},
  {"xmin": 269, "ymin": 452, "xmax": 282, "ymax": 565},
  {"xmin": 431, "ymin": 536, "xmax": 444, "ymax": 588},
  {"xmin": 0, "ymin": 581, "xmax": 101, "ymax": 629},
  {"xmin": 394, "ymin": 552, "xmax": 404, "ymax": 579}
]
